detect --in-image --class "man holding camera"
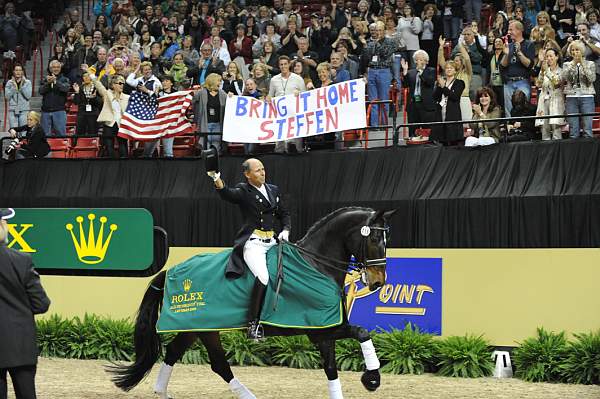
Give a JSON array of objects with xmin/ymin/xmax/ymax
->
[
  {"xmin": 162, "ymin": 24, "xmax": 181, "ymax": 60},
  {"xmin": 500, "ymin": 20, "xmax": 535, "ymax": 117},
  {"xmin": 0, "ymin": 208, "xmax": 51, "ymax": 399},
  {"xmin": 39, "ymin": 60, "xmax": 70, "ymax": 137}
]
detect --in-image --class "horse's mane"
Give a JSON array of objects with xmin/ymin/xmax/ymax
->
[{"xmin": 298, "ymin": 206, "xmax": 373, "ymax": 243}]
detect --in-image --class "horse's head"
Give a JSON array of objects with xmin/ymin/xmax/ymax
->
[{"xmin": 349, "ymin": 209, "xmax": 396, "ymax": 292}]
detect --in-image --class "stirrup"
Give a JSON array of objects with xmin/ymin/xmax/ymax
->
[{"xmin": 247, "ymin": 321, "xmax": 264, "ymax": 340}]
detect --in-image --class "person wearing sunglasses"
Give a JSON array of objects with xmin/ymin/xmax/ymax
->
[{"xmin": 83, "ymin": 64, "xmax": 130, "ymax": 158}]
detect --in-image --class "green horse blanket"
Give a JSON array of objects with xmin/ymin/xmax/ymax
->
[{"xmin": 156, "ymin": 244, "xmax": 343, "ymax": 333}]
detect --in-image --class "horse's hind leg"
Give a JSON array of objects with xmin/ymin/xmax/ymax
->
[
  {"xmin": 154, "ymin": 332, "xmax": 199, "ymax": 398},
  {"xmin": 316, "ymin": 339, "xmax": 344, "ymax": 399},
  {"xmin": 199, "ymin": 332, "xmax": 256, "ymax": 399}
]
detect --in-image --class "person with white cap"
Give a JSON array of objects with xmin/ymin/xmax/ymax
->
[{"xmin": 0, "ymin": 208, "xmax": 50, "ymax": 399}]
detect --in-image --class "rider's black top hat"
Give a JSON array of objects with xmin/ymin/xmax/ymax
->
[{"xmin": 202, "ymin": 148, "xmax": 220, "ymax": 173}]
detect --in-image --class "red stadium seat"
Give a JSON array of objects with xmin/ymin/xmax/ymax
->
[
  {"xmin": 47, "ymin": 138, "xmax": 71, "ymax": 158},
  {"xmin": 70, "ymin": 137, "xmax": 99, "ymax": 158},
  {"xmin": 407, "ymin": 128, "xmax": 431, "ymax": 145},
  {"xmin": 172, "ymin": 135, "xmax": 197, "ymax": 157}
]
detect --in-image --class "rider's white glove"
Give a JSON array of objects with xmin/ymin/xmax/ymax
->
[
  {"xmin": 278, "ymin": 230, "xmax": 289, "ymax": 242},
  {"xmin": 207, "ymin": 171, "xmax": 221, "ymax": 182}
]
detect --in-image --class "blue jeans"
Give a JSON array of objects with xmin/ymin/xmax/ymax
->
[
  {"xmin": 143, "ymin": 137, "xmax": 174, "ymax": 157},
  {"xmin": 392, "ymin": 54, "xmax": 403, "ymax": 92},
  {"xmin": 367, "ymin": 67, "xmax": 392, "ymax": 127},
  {"xmin": 503, "ymin": 80, "xmax": 531, "ymax": 117},
  {"xmin": 41, "ymin": 110, "xmax": 66, "ymax": 136},
  {"xmin": 566, "ymin": 96, "xmax": 595, "ymax": 138},
  {"xmin": 443, "ymin": 15, "xmax": 462, "ymax": 43},
  {"xmin": 206, "ymin": 122, "xmax": 222, "ymax": 152},
  {"xmin": 8, "ymin": 111, "xmax": 28, "ymax": 129}
]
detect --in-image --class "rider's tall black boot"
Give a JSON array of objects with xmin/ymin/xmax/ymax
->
[{"xmin": 247, "ymin": 278, "xmax": 267, "ymax": 340}]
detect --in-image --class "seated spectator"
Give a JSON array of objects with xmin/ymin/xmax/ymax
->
[
  {"xmin": 536, "ymin": 47, "xmax": 565, "ymax": 140},
  {"xmin": 507, "ymin": 89, "xmax": 537, "ymax": 140},
  {"xmin": 8, "ymin": 111, "xmax": 50, "ymax": 159},
  {"xmin": 40, "ymin": 60, "xmax": 70, "ymax": 137},
  {"xmin": 561, "ymin": 40, "xmax": 596, "ymax": 138},
  {"xmin": 5, "ymin": 64, "xmax": 32, "ymax": 130},
  {"xmin": 221, "ymin": 61, "xmax": 244, "ymax": 95},
  {"xmin": 72, "ymin": 72, "xmax": 102, "ymax": 145},
  {"xmin": 243, "ymin": 78, "xmax": 262, "ymax": 99},
  {"xmin": 469, "ymin": 87, "xmax": 502, "ymax": 143}
]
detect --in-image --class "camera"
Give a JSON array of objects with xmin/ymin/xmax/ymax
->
[{"xmin": 4, "ymin": 138, "xmax": 21, "ymax": 155}]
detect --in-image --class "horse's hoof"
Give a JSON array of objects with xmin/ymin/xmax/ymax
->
[
  {"xmin": 154, "ymin": 391, "xmax": 173, "ymax": 399},
  {"xmin": 361, "ymin": 369, "xmax": 380, "ymax": 392}
]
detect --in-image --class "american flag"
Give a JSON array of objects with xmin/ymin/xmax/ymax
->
[{"xmin": 118, "ymin": 90, "xmax": 194, "ymax": 141}]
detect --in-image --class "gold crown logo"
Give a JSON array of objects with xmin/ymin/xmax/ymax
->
[
  {"xmin": 183, "ymin": 279, "xmax": 192, "ymax": 292},
  {"xmin": 65, "ymin": 214, "xmax": 118, "ymax": 265}
]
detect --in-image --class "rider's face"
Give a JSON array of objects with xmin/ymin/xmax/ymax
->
[{"xmin": 245, "ymin": 160, "xmax": 266, "ymax": 186}]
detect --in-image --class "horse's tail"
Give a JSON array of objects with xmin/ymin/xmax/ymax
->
[{"xmin": 107, "ymin": 270, "xmax": 166, "ymax": 391}]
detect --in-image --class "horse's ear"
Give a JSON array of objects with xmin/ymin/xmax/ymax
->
[{"xmin": 382, "ymin": 209, "xmax": 398, "ymax": 222}]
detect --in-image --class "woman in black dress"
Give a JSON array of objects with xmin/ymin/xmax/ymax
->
[{"xmin": 432, "ymin": 60, "xmax": 465, "ymax": 145}]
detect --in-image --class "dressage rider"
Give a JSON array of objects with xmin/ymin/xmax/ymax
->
[{"xmin": 208, "ymin": 158, "xmax": 291, "ymax": 340}]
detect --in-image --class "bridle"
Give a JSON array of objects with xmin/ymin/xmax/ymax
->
[{"xmin": 285, "ymin": 223, "xmax": 390, "ymax": 278}]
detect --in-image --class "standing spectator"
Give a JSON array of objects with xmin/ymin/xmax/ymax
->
[
  {"xmin": 90, "ymin": 71, "xmax": 130, "ymax": 158},
  {"xmin": 330, "ymin": 51, "xmax": 351, "ymax": 83},
  {"xmin": 438, "ymin": 37, "xmax": 473, "ymax": 122},
  {"xmin": 401, "ymin": 50, "xmax": 438, "ymax": 137},
  {"xmin": 453, "ymin": 26, "xmax": 485, "ymax": 99},
  {"xmin": 561, "ymin": 40, "xmax": 596, "ymax": 138},
  {"xmin": 49, "ymin": 41, "xmax": 71, "ymax": 76},
  {"xmin": 186, "ymin": 43, "xmax": 226, "ymax": 86},
  {"xmin": 336, "ymin": 41, "xmax": 359, "ymax": 79},
  {"xmin": 192, "ymin": 73, "xmax": 228, "ymax": 154},
  {"xmin": 39, "ymin": 60, "xmax": 70, "ymax": 137},
  {"xmin": 562, "ymin": 23, "xmax": 600, "ymax": 105},
  {"xmin": 292, "ymin": 37, "xmax": 319, "ymax": 85},
  {"xmin": 292, "ymin": 59, "xmax": 314, "ymax": 89},
  {"xmin": 550, "ymin": 0, "xmax": 575, "ymax": 45},
  {"xmin": 464, "ymin": 0, "xmax": 482, "ymax": 25},
  {"xmin": 0, "ymin": 207, "xmax": 50, "ymax": 399},
  {"xmin": 229, "ymin": 24, "xmax": 253, "ymax": 74},
  {"xmin": 72, "ymin": 72, "xmax": 102, "ymax": 145},
  {"xmin": 180, "ymin": 35, "xmax": 200, "ymax": 67},
  {"xmin": 253, "ymin": 22, "xmax": 282, "ymax": 57},
  {"xmin": 89, "ymin": 47, "xmax": 115, "ymax": 82},
  {"xmin": 143, "ymin": 75, "xmax": 177, "ymax": 158},
  {"xmin": 259, "ymin": 41, "xmax": 281, "ymax": 76},
  {"xmin": 361, "ymin": 21, "xmax": 398, "ymax": 127},
  {"xmin": 500, "ymin": 20, "xmax": 535, "ymax": 117},
  {"xmin": 251, "ymin": 63, "xmax": 271, "ymax": 98},
  {"xmin": 488, "ymin": 36, "xmax": 506, "ymax": 112},
  {"xmin": 312, "ymin": 16, "xmax": 336, "ymax": 62},
  {"xmin": 268, "ymin": 55, "xmax": 307, "ymax": 153},
  {"xmin": 222, "ymin": 62, "xmax": 245, "ymax": 95},
  {"xmin": 5, "ymin": 64, "xmax": 31, "ymax": 130},
  {"xmin": 279, "ymin": 19, "xmax": 305, "ymax": 57},
  {"xmin": 93, "ymin": 0, "xmax": 113, "ymax": 26},
  {"xmin": 536, "ymin": 48, "xmax": 565, "ymax": 140},
  {"xmin": 184, "ymin": 13, "xmax": 208, "ymax": 50},
  {"xmin": 432, "ymin": 60, "xmax": 465, "ymax": 144},
  {"xmin": 588, "ymin": 10, "xmax": 600, "ymax": 41},
  {"xmin": 7, "ymin": 112, "xmax": 51, "ymax": 159},
  {"xmin": 274, "ymin": 0, "xmax": 302, "ymax": 31},
  {"xmin": 0, "ymin": 2, "xmax": 21, "ymax": 51},
  {"xmin": 440, "ymin": 0, "xmax": 464, "ymax": 45},
  {"xmin": 469, "ymin": 87, "xmax": 502, "ymax": 144},
  {"xmin": 166, "ymin": 51, "xmax": 189, "ymax": 89},
  {"xmin": 420, "ymin": 4, "xmax": 442, "ymax": 69},
  {"xmin": 398, "ymin": 4, "xmax": 422, "ymax": 67}
]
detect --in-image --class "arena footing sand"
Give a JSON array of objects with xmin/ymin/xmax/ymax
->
[{"xmin": 10, "ymin": 358, "xmax": 600, "ymax": 399}]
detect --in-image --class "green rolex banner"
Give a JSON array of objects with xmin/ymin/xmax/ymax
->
[
  {"xmin": 156, "ymin": 244, "xmax": 344, "ymax": 333},
  {"xmin": 7, "ymin": 208, "xmax": 154, "ymax": 271}
]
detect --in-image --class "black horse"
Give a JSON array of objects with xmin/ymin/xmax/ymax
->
[{"xmin": 109, "ymin": 207, "xmax": 395, "ymax": 398}]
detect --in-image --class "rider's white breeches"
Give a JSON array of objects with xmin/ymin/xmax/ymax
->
[{"xmin": 243, "ymin": 236, "xmax": 276, "ymax": 285}]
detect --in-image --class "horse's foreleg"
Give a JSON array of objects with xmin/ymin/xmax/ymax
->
[
  {"xmin": 348, "ymin": 325, "xmax": 381, "ymax": 392},
  {"xmin": 155, "ymin": 332, "xmax": 199, "ymax": 398},
  {"xmin": 199, "ymin": 332, "xmax": 256, "ymax": 399},
  {"xmin": 317, "ymin": 339, "xmax": 344, "ymax": 399}
]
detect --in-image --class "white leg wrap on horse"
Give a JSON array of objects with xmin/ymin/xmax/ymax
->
[
  {"xmin": 154, "ymin": 363, "xmax": 173, "ymax": 394},
  {"xmin": 229, "ymin": 378, "xmax": 257, "ymax": 399},
  {"xmin": 327, "ymin": 378, "xmax": 344, "ymax": 399},
  {"xmin": 360, "ymin": 339, "xmax": 380, "ymax": 370}
]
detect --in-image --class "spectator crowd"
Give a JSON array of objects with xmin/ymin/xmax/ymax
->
[{"xmin": 5, "ymin": 0, "xmax": 600, "ymax": 158}]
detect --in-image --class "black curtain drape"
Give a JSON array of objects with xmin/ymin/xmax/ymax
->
[{"xmin": 2, "ymin": 139, "xmax": 600, "ymax": 248}]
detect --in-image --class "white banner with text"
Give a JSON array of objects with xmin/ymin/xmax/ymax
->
[{"xmin": 222, "ymin": 79, "xmax": 366, "ymax": 143}]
